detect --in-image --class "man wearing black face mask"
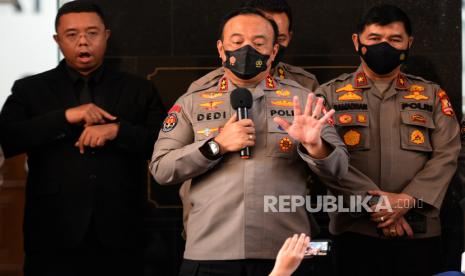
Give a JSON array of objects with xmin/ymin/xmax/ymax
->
[
  {"xmin": 315, "ymin": 5, "xmax": 460, "ymax": 276},
  {"xmin": 178, "ymin": 0, "xmax": 321, "ymax": 243},
  {"xmin": 151, "ymin": 7, "xmax": 348, "ymax": 276}
]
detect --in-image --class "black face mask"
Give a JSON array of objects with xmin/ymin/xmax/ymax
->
[
  {"xmin": 357, "ymin": 40, "xmax": 409, "ymax": 75},
  {"xmin": 272, "ymin": 45, "xmax": 287, "ymax": 68},
  {"xmin": 224, "ymin": 45, "xmax": 270, "ymax": 80}
]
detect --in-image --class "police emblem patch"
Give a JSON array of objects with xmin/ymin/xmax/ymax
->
[
  {"xmin": 343, "ymin": 130, "xmax": 361, "ymax": 146},
  {"xmin": 279, "ymin": 137, "xmax": 293, "ymax": 152},
  {"xmin": 162, "ymin": 113, "xmax": 178, "ymax": 132},
  {"xmin": 410, "ymin": 130, "xmax": 425, "ymax": 144}
]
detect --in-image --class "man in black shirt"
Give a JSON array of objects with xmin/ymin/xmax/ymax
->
[{"xmin": 0, "ymin": 2, "xmax": 165, "ymax": 275}]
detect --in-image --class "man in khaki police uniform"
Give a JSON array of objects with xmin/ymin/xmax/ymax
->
[
  {"xmin": 315, "ymin": 5, "xmax": 460, "ymax": 276},
  {"xmin": 151, "ymin": 7, "xmax": 348, "ymax": 276},
  {"xmin": 179, "ymin": 0, "xmax": 320, "ymax": 239}
]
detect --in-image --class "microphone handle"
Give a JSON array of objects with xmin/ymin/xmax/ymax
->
[{"xmin": 237, "ymin": 107, "xmax": 251, "ymax": 159}]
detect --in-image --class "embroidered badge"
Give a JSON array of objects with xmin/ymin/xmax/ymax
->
[
  {"xmin": 266, "ymin": 75, "xmax": 276, "ymax": 89},
  {"xmin": 411, "ymin": 114, "xmax": 426, "ymax": 124},
  {"xmin": 338, "ymin": 114, "xmax": 353, "ymax": 124},
  {"xmin": 410, "ymin": 130, "xmax": 425, "ymax": 144},
  {"xmin": 355, "ymin": 72, "xmax": 368, "ymax": 87},
  {"xmin": 271, "ymin": 100, "xmax": 294, "ymax": 107},
  {"xmin": 396, "ymin": 74, "xmax": 407, "ymax": 89},
  {"xmin": 196, "ymin": 128, "xmax": 219, "ymax": 137},
  {"xmin": 343, "ymin": 130, "xmax": 361, "ymax": 146},
  {"xmin": 336, "ymin": 84, "xmax": 363, "ymax": 101},
  {"xmin": 357, "ymin": 114, "xmax": 367, "ymax": 123},
  {"xmin": 438, "ymin": 89, "xmax": 454, "ymax": 117},
  {"xmin": 219, "ymin": 77, "xmax": 228, "ymax": 92},
  {"xmin": 403, "ymin": 85, "xmax": 428, "ymax": 100},
  {"xmin": 279, "ymin": 137, "xmax": 293, "ymax": 152},
  {"xmin": 199, "ymin": 101, "xmax": 225, "ymax": 110},
  {"xmin": 275, "ymin": 89, "xmax": 291, "ymax": 97},
  {"xmin": 201, "ymin": 91, "xmax": 226, "ymax": 99},
  {"xmin": 162, "ymin": 113, "xmax": 178, "ymax": 132}
]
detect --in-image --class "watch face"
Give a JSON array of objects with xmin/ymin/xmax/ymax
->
[{"xmin": 209, "ymin": 140, "xmax": 220, "ymax": 155}]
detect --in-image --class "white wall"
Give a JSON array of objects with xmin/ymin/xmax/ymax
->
[{"xmin": 0, "ymin": 0, "xmax": 59, "ymax": 108}]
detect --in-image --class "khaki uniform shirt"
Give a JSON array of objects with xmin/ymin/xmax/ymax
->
[
  {"xmin": 180, "ymin": 63, "xmax": 320, "ymax": 237},
  {"xmin": 150, "ymin": 73, "xmax": 347, "ymax": 260},
  {"xmin": 316, "ymin": 67, "xmax": 460, "ymax": 238}
]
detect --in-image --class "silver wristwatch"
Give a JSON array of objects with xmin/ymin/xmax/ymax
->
[{"xmin": 207, "ymin": 139, "xmax": 220, "ymax": 156}]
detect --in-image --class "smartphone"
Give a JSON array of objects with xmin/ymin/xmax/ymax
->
[{"xmin": 304, "ymin": 239, "xmax": 331, "ymax": 257}]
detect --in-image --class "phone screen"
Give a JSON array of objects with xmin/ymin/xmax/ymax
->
[{"xmin": 305, "ymin": 241, "xmax": 330, "ymax": 256}]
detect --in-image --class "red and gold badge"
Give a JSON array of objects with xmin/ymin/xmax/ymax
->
[
  {"xmin": 411, "ymin": 114, "xmax": 426, "ymax": 124},
  {"xmin": 410, "ymin": 130, "xmax": 425, "ymax": 144},
  {"xmin": 438, "ymin": 89, "xmax": 454, "ymax": 117},
  {"xmin": 357, "ymin": 114, "xmax": 367, "ymax": 123},
  {"xmin": 162, "ymin": 113, "xmax": 178, "ymax": 132},
  {"xmin": 343, "ymin": 130, "xmax": 361, "ymax": 146},
  {"xmin": 219, "ymin": 77, "xmax": 228, "ymax": 92},
  {"xmin": 396, "ymin": 74, "xmax": 407, "ymax": 89},
  {"xmin": 168, "ymin": 104, "xmax": 181, "ymax": 114},
  {"xmin": 279, "ymin": 137, "xmax": 293, "ymax": 152},
  {"xmin": 266, "ymin": 75, "xmax": 276, "ymax": 89},
  {"xmin": 355, "ymin": 72, "xmax": 368, "ymax": 87},
  {"xmin": 338, "ymin": 114, "xmax": 353, "ymax": 124}
]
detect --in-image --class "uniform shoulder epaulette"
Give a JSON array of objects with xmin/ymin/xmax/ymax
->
[
  {"xmin": 186, "ymin": 67, "xmax": 224, "ymax": 93},
  {"xmin": 404, "ymin": 73, "xmax": 436, "ymax": 85},
  {"xmin": 320, "ymin": 73, "xmax": 352, "ymax": 87},
  {"xmin": 281, "ymin": 63, "xmax": 318, "ymax": 81}
]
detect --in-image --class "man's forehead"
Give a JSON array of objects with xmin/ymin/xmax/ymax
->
[
  {"xmin": 362, "ymin": 22, "xmax": 407, "ymax": 35},
  {"xmin": 58, "ymin": 12, "xmax": 104, "ymax": 29},
  {"xmin": 223, "ymin": 14, "xmax": 273, "ymax": 37}
]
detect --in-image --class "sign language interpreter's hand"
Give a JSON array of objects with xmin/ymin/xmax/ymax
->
[{"xmin": 273, "ymin": 93, "xmax": 335, "ymax": 159}]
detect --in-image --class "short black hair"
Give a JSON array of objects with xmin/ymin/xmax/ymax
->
[
  {"xmin": 55, "ymin": 1, "xmax": 107, "ymax": 31},
  {"xmin": 357, "ymin": 4, "xmax": 412, "ymax": 36},
  {"xmin": 219, "ymin": 7, "xmax": 279, "ymax": 44},
  {"xmin": 241, "ymin": 0, "xmax": 293, "ymax": 31}
]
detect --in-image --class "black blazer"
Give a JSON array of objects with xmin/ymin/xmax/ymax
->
[{"xmin": 0, "ymin": 60, "xmax": 165, "ymax": 252}]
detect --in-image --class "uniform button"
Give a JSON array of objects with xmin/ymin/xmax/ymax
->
[
  {"xmin": 89, "ymin": 174, "xmax": 97, "ymax": 180},
  {"xmin": 91, "ymin": 150, "xmax": 96, "ymax": 154}
]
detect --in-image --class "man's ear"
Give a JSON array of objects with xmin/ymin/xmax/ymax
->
[
  {"xmin": 217, "ymin": 40, "xmax": 226, "ymax": 62},
  {"xmin": 105, "ymin": 29, "xmax": 111, "ymax": 40},
  {"xmin": 408, "ymin": 36, "xmax": 414, "ymax": 49},
  {"xmin": 352, "ymin": 33, "xmax": 359, "ymax": 51}
]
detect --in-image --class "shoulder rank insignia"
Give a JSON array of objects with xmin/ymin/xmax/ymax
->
[
  {"xmin": 279, "ymin": 137, "xmax": 293, "ymax": 152},
  {"xmin": 396, "ymin": 74, "xmax": 408, "ymax": 89},
  {"xmin": 438, "ymin": 89, "xmax": 454, "ymax": 117},
  {"xmin": 199, "ymin": 100, "xmax": 225, "ymax": 110},
  {"xmin": 410, "ymin": 129, "xmax": 425, "ymax": 144},
  {"xmin": 266, "ymin": 75, "xmax": 276, "ymax": 89},
  {"xmin": 271, "ymin": 100, "xmax": 294, "ymax": 107},
  {"xmin": 355, "ymin": 72, "xmax": 368, "ymax": 87},
  {"xmin": 403, "ymin": 85, "xmax": 428, "ymax": 100},
  {"xmin": 343, "ymin": 129, "xmax": 361, "ymax": 146},
  {"xmin": 218, "ymin": 77, "xmax": 228, "ymax": 92},
  {"xmin": 336, "ymin": 84, "xmax": 363, "ymax": 101},
  {"xmin": 162, "ymin": 113, "xmax": 178, "ymax": 132},
  {"xmin": 275, "ymin": 89, "xmax": 291, "ymax": 97},
  {"xmin": 201, "ymin": 91, "xmax": 227, "ymax": 99},
  {"xmin": 196, "ymin": 128, "xmax": 219, "ymax": 137}
]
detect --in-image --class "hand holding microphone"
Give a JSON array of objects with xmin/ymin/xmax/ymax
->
[{"xmin": 214, "ymin": 88, "xmax": 255, "ymax": 158}]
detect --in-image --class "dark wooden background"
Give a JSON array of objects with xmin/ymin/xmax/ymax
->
[{"xmin": 100, "ymin": 0, "xmax": 462, "ymax": 274}]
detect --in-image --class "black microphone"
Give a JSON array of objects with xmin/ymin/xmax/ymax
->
[{"xmin": 230, "ymin": 88, "xmax": 253, "ymax": 159}]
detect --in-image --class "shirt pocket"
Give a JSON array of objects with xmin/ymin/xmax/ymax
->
[
  {"xmin": 334, "ymin": 111, "xmax": 370, "ymax": 151},
  {"xmin": 399, "ymin": 110, "xmax": 435, "ymax": 152},
  {"xmin": 266, "ymin": 114, "xmax": 297, "ymax": 159}
]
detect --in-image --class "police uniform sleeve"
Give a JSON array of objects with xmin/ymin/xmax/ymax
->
[
  {"xmin": 402, "ymin": 87, "xmax": 461, "ymax": 211},
  {"xmin": 150, "ymin": 94, "xmax": 222, "ymax": 185}
]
